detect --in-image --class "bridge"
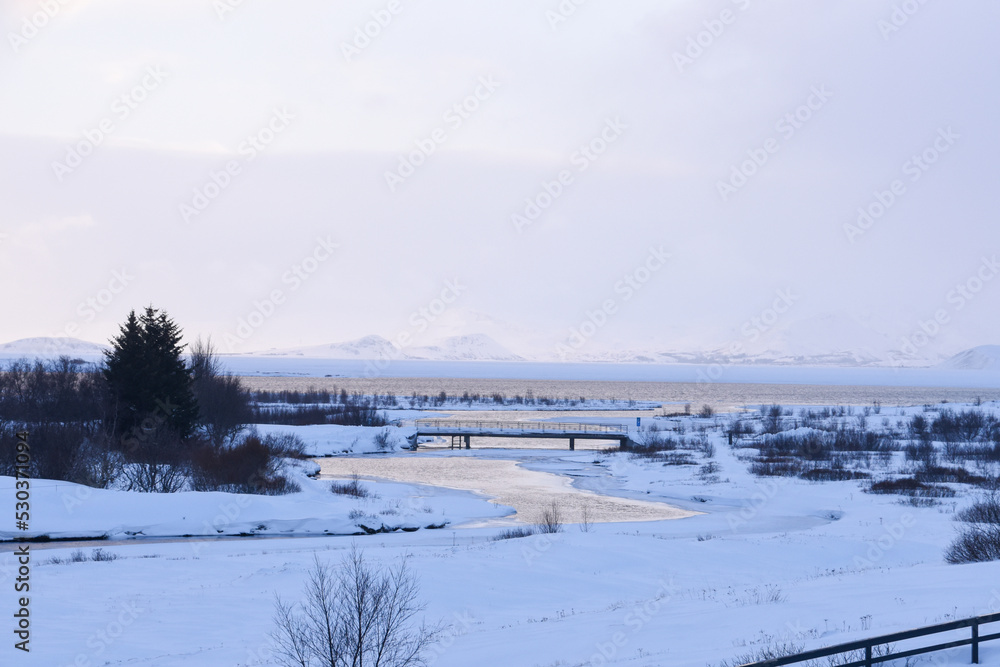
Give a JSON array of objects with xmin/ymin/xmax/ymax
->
[{"xmin": 412, "ymin": 419, "xmax": 635, "ymax": 450}]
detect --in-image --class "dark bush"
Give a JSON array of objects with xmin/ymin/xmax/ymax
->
[
  {"xmin": 914, "ymin": 466, "xmax": 988, "ymax": 486},
  {"xmin": 330, "ymin": 474, "xmax": 372, "ymax": 499},
  {"xmin": 621, "ymin": 432, "xmax": 678, "ymax": 453},
  {"xmin": 492, "ymin": 526, "xmax": 536, "ymax": 541},
  {"xmin": 868, "ymin": 477, "xmax": 956, "ymax": 498},
  {"xmin": 250, "ymin": 404, "xmax": 387, "ymax": 427},
  {"xmin": 750, "ymin": 458, "xmax": 806, "ymax": 477},
  {"xmin": 190, "ymin": 338, "xmax": 253, "ymax": 447},
  {"xmin": 0, "ymin": 357, "xmax": 106, "ymax": 423},
  {"xmin": 760, "ymin": 432, "xmax": 832, "ymax": 461},
  {"xmin": 946, "ymin": 524, "xmax": 1000, "ymax": 564},
  {"xmin": 801, "ymin": 468, "xmax": 870, "ymax": 482},
  {"xmin": 956, "ymin": 495, "xmax": 1000, "ymax": 524},
  {"xmin": 190, "ymin": 434, "xmax": 297, "ymax": 495}
]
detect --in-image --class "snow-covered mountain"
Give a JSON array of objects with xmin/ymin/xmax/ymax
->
[
  {"xmin": 938, "ymin": 345, "xmax": 1000, "ymax": 371},
  {"xmin": 253, "ymin": 334, "xmax": 522, "ymax": 362},
  {"xmin": 254, "ymin": 335, "xmax": 401, "ymax": 360},
  {"xmin": 3, "ymin": 329, "xmax": 995, "ymax": 370},
  {"xmin": 0, "ymin": 337, "xmax": 107, "ymax": 361},
  {"xmin": 541, "ymin": 314, "xmax": 949, "ymax": 367},
  {"xmin": 406, "ymin": 334, "xmax": 523, "ymax": 362}
]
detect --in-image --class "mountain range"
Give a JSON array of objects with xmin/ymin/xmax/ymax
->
[{"xmin": 2, "ymin": 334, "xmax": 999, "ymax": 371}]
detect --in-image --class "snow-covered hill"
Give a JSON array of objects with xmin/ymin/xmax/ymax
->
[
  {"xmin": 255, "ymin": 335, "xmax": 401, "ymax": 360},
  {"xmin": 406, "ymin": 334, "xmax": 522, "ymax": 362},
  {"xmin": 254, "ymin": 333, "xmax": 522, "ymax": 362},
  {"xmin": 938, "ymin": 345, "xmax": 1000, "ymax": 371},
  {"xmin": 0, "ymin": 337, "xmax": 107, "ymax": 361}
]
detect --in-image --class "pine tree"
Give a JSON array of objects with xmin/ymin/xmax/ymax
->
[{"xmin": 103, "ymin": 307, "xmax": 199, "ymax": 440}]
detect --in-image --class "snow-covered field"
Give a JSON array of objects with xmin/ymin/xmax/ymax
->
[{"xmin": 3, "ymin": 402, "xmax": 1000, "ymax": 665}]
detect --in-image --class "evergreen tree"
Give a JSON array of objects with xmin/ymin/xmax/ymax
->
[{"xmin": 103, "ymin": 307, "xmax": 199, "ymax": 439}]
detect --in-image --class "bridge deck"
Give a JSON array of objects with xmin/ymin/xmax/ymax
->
[{"xmin": 414, "ymin": 419, "xmax": 628, "ymax": 439}]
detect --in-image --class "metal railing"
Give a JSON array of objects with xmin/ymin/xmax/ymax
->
[
  {"xmin": 413, "ymin": 419, "xmax": 627, "ymax": 435},
  {"xmin": 739, "ymin": 612, "xmax": 1000, "ymax": 666}
]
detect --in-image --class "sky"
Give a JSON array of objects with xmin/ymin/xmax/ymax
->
[{"xmin": 1, "ymin": 0, "xmax": 998, "ymax": 361}]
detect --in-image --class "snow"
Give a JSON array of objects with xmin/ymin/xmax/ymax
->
[
  {"xmin": 250, "ymin": 333, "xmax": 522, "ymax": 362},
  {"xmin": 252, "ymin": 423, "xmax": 416, "ymax": 457},
  {"xmin": 940, "ymin": 345, "xmax": 1000, "ymax": 371},
  {"xmin": 7, "ymin": 337, "xmax": 1000, "ymax": 387},
  {"xmin": 0, "ymin": 462, "xmax": 505, "ymax": 542},
  {"xmin": 0, "ymin": 337, "xmax": 106, "ymax": 362},
  {"xmin": 2, "ymin": 403, "xmax": 1000, "ymax": 665}
]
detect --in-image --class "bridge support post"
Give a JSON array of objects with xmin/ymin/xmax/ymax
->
[
  {"xmin": 569, "ymin": 438, "xmax": 575, "ymax": 451},
  {"xmin": 464, "ymin": 435, "xmax": 470, "ymax": 450}
]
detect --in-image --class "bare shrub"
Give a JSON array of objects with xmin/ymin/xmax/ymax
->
[
  {"xmin": 718, "ymin": 642, "xmax": 803, "ymax": 667},
  {"xmin": 750, "ymin": 458, "xmax": 806, "ymax": 477},
  {"xmin": 331, "ymin": 473, "xmax": 373, "ymax": 499},
  {"xmin": 658, "ymin": 451, "xmax": 698, "ymax": 466},
  {"xmin": 698, "ymin": 404, "xmax": 715, "ymax": 418},
  {"xmin": 800, "ymin": 468, "xmax": 870, "ymax": 482},
  {"xmin": 271, "ymin": 547, "xmax": 439, "ymax": 667},
  {"xmin": 373, "ymin": 428, "xmax": 396, "ymax": 452},
  {"xmin": 492, "ymin": 526, "xmax": 536, "ymax": 541},
  {"xmin": 536, "ymin": 501, "xmax": 563, "ymax": 534},
  {"xmin": 725, "ymin": 419, "xmax": 755, "ymax": 443},
  {"xmin": 624, "ymin": 431, "xmax": 678, "ymax": 454},
  {"xmin": 957, "ymin": 494, "xmax": 1000, "ymax": 524},
  {"xmin": 915, "ymin": 466, "xmax": 988, "ymax": 486},
  {"xmin": 190, "ymin": 337, "xmax": 253, "ymax": 447},
  {"xmin": 121, "ymin": 456, "xmax": 188, "ymax": 493},
  {"xmin": 190, "ymin": 433, "xmax": 296, "ymax": 495},
  {"xmin": 946, "ymin": 524, "xmax": 1000, "ymax": 564},
  {"xmin": 867, "ymin": 477, "xmax": 956, "ymax": 498},
  {"xmin": 69, "ymin": 433, "xmax": 123, "ymax": 489},
  {"xmin": 90, "ymin": 548, "xmax": 119, "ymax": 562},
  {"xmin": 262, "ymin": 431, "xmax": 309, "ymax": 459},
  {"xmin": 760, "ymin": 404, "xmax": 785, "ymax": 434},
  {"xmin": 579, "ymin": 502, "xmax": 593, "ymax": 533}
]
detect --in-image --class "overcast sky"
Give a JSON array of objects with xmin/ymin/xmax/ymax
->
[{"xmin": 1, "ymin": 0, "xmax": 998, "ymax": 359}]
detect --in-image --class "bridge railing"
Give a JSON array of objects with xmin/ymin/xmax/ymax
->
[
  {"xmin": 737, "ymin": 611, "xmax": 1000, "ymax": 666},
  {"xmin": 413, "ymin": 419, "xmax": 628, "ymax": 435}
]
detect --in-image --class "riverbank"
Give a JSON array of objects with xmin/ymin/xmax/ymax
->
[{"xmin": 3, "ymin": 400, "xmax": 1000, "ymax": 665}]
